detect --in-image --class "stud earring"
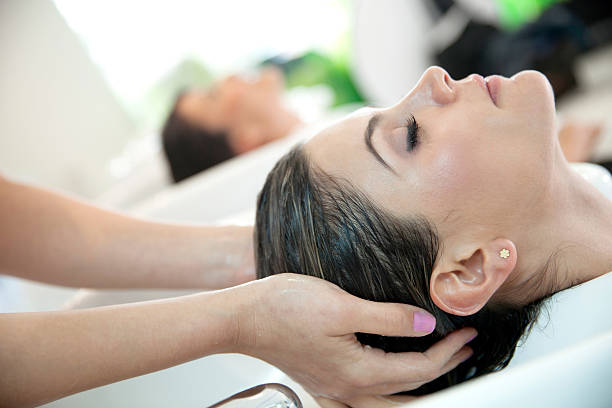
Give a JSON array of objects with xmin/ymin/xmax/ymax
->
[{"xmin": 499, "ymin": 248, "xmax": 510, "ymax": 259}]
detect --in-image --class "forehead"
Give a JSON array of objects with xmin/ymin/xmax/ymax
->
[
  {"xmin": 178, "ymin": 90, "xmax": 212, "ymax": 111},
  {"xmin": 304, "ymin": 108, "xmax": 398, "ymax": 204},
  {"xmin": 306, "ymin": 108, "xmax": 369, "ymax": 174},
  {"xmin": 176, "ymin": 89, "xmax": 226, "ymax": 129}
]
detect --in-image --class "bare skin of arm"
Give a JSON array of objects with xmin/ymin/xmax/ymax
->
[
  {"xmin": 0, "ymin": 176, "xmax": 254, "ymax": 289},
  {"xmin": 0, "ymin": 175, "xmax": 476, "ymax": 407},
  {"xmin": 0, "ymin": 275, "xmax": 475, "ymax": 408},
  {"xmin": 1, "ymin": 289, "xmax": 241, "ymax": 407}
]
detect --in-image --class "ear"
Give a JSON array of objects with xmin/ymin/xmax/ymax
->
[{"xmin": 430, "ymin": 238, "xmax": 517, "ymax": 316}]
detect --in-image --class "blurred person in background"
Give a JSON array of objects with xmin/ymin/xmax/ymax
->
[
  {"xmin": 162, "ymin": 67, "xmax": 305, "ymax": 182},
  {"xmin": 162, "ymin": 52, "xmax": 365, "ymax": 182}
]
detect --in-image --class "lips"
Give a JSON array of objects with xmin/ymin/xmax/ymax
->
[
  {"xmin": 485, "ymin": 75, "xmax": 503, "ymax": 107},
  {"xmin": 469, "ymin": 74, "xmax": 497, "ymax": 106}
]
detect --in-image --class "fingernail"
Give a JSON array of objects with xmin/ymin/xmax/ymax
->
[
  {"xmin": 461, "ymin": 349, "xmax": 474, "ymax": 363},
  {"xmin": 466, "ymin": 331, "xmax": 478, "ymax": 343},
  {"xmin": 413, "ymin": 311, "xmax": 436, "ymax": 333}
]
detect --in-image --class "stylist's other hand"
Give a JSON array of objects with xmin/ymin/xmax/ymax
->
[{"xmin": 235, "ymin": 274, "xmax": 477, "ymax": 402}]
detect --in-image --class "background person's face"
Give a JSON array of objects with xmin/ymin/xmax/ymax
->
[
  {"xmin": 306, "ymin": 66, "xmax": 560, "ymax": 244},
  {"xmin": 177, "ymin": 67, "xmax": 287, "ymax": 151}
]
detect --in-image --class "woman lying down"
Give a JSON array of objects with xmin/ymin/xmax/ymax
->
[{"xmin": 254, "ymin": 67, "xmax": 612, "ymax": 403}]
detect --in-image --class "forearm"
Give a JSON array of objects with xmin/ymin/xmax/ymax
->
[
  {"xmin": 0, "ymin": 176, "xmax": 253, "ymax": 289},
  {"xmin": 0, "ymin": 287, "xmax": 249, "ymax": 407}
]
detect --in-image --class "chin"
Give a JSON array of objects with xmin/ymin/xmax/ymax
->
[
  {"xmin": 513, "ymin": 70, "xmax": 557, "ymax": 127},
  {"xmin": 514, "ymin": 70, "xmax": 555, "ymax": 103}
]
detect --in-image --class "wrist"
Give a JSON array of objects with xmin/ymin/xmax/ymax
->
[
  {"xmin": 202, "ymin": 280, "xmax": 263, "ymax": 355},
  {"xmin": 225, "ymin": 279, "xmax": 266, "ymax": 356}
]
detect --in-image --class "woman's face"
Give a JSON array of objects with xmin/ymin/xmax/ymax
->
[
  {"xmin": 306, "ymin": 67, "xmax": 560, "ymax": 242},
  {"xmin": 177, "ymin": 67, "xmax": 288, "ymax": 150}
]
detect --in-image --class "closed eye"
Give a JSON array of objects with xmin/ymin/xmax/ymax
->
[{"xmin": 406, "ymin": 114, "xmax": 420, "ymax": 151}]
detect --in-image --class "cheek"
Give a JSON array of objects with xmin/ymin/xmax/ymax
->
[
  {"xmin": 418, "ymin": 139, "xmax": 478, "ymax": 198},
  {"xmin": 414, "ymin": 139, "xmax": 499, "ymax": 224}
]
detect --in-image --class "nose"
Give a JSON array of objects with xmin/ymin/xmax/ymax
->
[{"xmin": 417, "ymin": 66, "xmax": 456, "ymax": 106}]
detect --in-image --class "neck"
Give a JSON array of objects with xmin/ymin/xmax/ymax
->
[{"xmin": 513, "ymin": 163, "xmax": 612, "ymax": 302}]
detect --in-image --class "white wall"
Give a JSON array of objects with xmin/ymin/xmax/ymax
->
[
  {"xmin": 0, "ymin": 0, "xmax": 135, "ymax": 198},
  {"xmin": 352, "ymin": 0, "xmax": 434, "ymax": 106}
]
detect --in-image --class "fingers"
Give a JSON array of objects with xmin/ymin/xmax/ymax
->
[
  {"xmin": 345, "ymin": 298, "xmax": 436, "ymax": 337},
  {"xmin": 438, "ymin": 345, "xmax": 474, "ymax": 375},
  {"xmin": 346, "ymin": 327, "xmax": 477, "ymax": 395},
  {"xmin": 422, "ymin": 327, "xmax": 477, "ymax": 365}
]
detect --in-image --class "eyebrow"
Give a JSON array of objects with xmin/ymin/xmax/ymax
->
[{"xmin": 364, "ymin": 114, "xmax": 396, "ymax": 174}]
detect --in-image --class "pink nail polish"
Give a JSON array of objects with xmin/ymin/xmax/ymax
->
[{"xmin": 413, "ymin": 311, "xmax": 436, "ymax": 333}]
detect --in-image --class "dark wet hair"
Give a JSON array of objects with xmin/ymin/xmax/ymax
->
[
  {"xmin": 161, "ymin": 94, "xmax": 234, "ymax": 183},
  {"xmin": 255, "ymin": 145, "xmax": 551, "ymax": 395}
]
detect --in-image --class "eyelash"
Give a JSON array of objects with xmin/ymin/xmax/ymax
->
[{"xmin": 406, "ymin": 114, "xmax": 420, "ymax": 151}]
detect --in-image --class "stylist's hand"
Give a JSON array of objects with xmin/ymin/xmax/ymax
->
[{"xmin": 235, "ymin": 274, "xmax": 477, "ymax": 403}]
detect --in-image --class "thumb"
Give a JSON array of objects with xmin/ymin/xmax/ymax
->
[{"xmin": 342, "ymin": 297, "xmax": 436, "ymax": 337}]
